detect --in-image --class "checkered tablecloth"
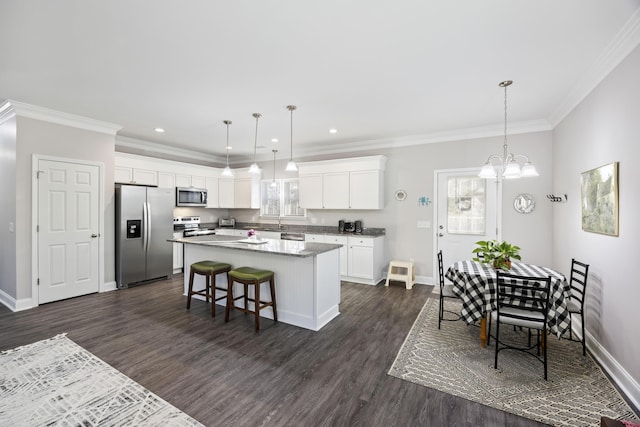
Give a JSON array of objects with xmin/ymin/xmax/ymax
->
[{"xmin": 444, "ymin": 260, "xmax": 571, "ymax": 337}]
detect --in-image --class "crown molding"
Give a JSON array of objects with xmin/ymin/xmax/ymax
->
[
  {"xmin": 0, "ymin": 99, "xmax": 17, "ymax": 125},
  {"xmin": 548, "ymin": 7, "xmax": 640, "ymax": 127},
  {"xmin": 2, "ymin": 99, "xmax": 122, "ymax": 135},
  {"xmin": 115, "ymin": 135, "xmax": 224, "ymax": 164},
  {"xmin": 294, "ymin": 119, "xmax": 552, "ymax": 158}
]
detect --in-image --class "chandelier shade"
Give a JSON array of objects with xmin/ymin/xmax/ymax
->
[{"xmin": 479, "ymin": 81, "xmax": 539, "ymax": 180}]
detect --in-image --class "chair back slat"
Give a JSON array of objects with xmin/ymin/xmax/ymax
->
[
  {"xmin": 496, "ymin": 271, "xmax": 552, "ymax": 324},
  {"xmin": 437, "ymin": 250, "xmax": 445, "ymax": 291},
  {"xmin": 569, "ymin": 258, "xmax": 589, "ymax": 305}
]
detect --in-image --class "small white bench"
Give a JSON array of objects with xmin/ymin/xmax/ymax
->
[{"xmin": 385, "ymin": 260, "xmax": 415, "ymax": 290}]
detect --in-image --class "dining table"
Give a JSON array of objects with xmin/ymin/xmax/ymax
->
[{"xmin": 444, "ymin": 260, "xmax": 571, "ymax": 347}]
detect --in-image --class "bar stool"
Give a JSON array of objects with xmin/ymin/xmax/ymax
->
[
  {"xmin": 225, "ymin": 267, "xmax": 277, "ymax": 332},
  {"xmin": 187, "ymin": 261, "xmax": 232, "ymax": 317},
  {"xmin": 385, "ymin": 260, "xmax": 415, "ymax": 289}
]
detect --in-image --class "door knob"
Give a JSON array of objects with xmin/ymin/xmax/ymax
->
[
  {"xmin": 438, "ymin": 233, "xmax": 444, "ymax": 237},
  {"xmin": 91, "ymin": 234, "xmax": 98, "ymax": 238}
]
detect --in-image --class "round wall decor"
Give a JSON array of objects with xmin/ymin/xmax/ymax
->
[
  {"xmin": 514, "ymin": 193, "xmax": 536, "ymax": 214},
  {"xmin": 395, "ymin": 189, "xmax": 407, "ymax": 201}
]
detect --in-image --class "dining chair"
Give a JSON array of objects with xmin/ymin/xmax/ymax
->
[
  {"xmin": 566, "ymin": 258, "xmax": 590, "ymax": 355},
  {"xmin": 437, "ymin": 250, "xmax": 462, "ymax": 329},
  {"xmin": 490, "ymin": 271, "xmax": 552, "ymax": 380}
]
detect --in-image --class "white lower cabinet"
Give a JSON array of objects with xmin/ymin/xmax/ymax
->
[
  {"xmin": 258, "ymin": 230, "xmax": 281, "ymax": 240},
  {"xmin": 308, "ymin": 234, "xmax": 373, "ymax": 281},
  {"xmin": 346, "ymin": 236, "xmax": 384, "ymax": 285},
  {"xmin": 214, "ymin": 228, "xmax": 246, "ymax": 237},
  {"xmin": 324, "ymin": 235, "xmax": 349, "ymax": 276},
  {"xmin": 173, "ymin": 232, "xmax": 183, "ymax": 274}
]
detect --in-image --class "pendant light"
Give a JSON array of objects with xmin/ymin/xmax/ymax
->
[
  {"xmin": 478, "ymin": 81, "xmax": 538, "ymax": 179},
  {"xmin": 248, "ymin": 113, "xmax": 261, "ymax": 174},
  {"xmin": 285, "ymin": 105, "xmax": 298, "ymax": 172},
  {"xmin": 271, "ymin": 149, "xmax": 278, "ymax": 187},
  {"xmin": 221, "ymin": 120, "xmax": 234, "ymax": 177}
]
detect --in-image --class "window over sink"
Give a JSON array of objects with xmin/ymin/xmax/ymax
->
[{"xmin": 260, "ymin": 178, "xmax": 306, "ymax": 218}]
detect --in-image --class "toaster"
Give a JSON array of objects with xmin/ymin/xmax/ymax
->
[{"xmin": 218, "ymin": 217, "xmax": 236, "ymax": 227}]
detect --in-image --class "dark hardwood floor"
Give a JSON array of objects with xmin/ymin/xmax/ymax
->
[{"xmin": 0, "ymin": 275, "xmax": 547, "ymax": 426}]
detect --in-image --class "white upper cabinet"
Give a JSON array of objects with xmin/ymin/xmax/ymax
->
[
  {"xmin": 191, "ymin": 175, "xmax": 206, "ymax": 188},
  {"xmin": 205, "ymin": 177, "xmax": 219, "ymax": 208},
  {"xmin": 234, "ymin": 178, "xmax": 253, "ymax": 208},
  {"xmin": 175, "ymin": 173, "xmax": 192, "ymax": 188},
  {"xmin": 349, "ymin": 170, "xmax": 384, "ymax": 209},
  {"xmin": 322, "ymin": 172, "xmax": 349, "ymax": 209},
  {"xmin": 298, "ymin": 174, "xmax": 323, "ymax": 209},
  {"xmin": 114, "ymin": 165, "xmax": 157, "ymax": 186},
  {"xmin": 298, "ymin": 155, "xmax": 386, "ymax": 210},
  {"xmin": 218, "ymin": 178, "xmax": 234, "ymax": 208},
  {"xmin": 157, "ymin": 171, "xmax": 176, "ymax": 189}
]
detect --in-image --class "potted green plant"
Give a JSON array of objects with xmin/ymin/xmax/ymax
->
[{"xmin": 472, "ymin": 240, "xmax": 522, "ymax": 270}]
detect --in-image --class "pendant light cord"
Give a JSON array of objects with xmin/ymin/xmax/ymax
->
[
  {"xmin": 287, "ymin": 105, "xmax": 297, "ymax": 161},
  {"xmin": 223, "ymin": 120, "xmax": 231, "ymax": 167},
  {"xmin": 252, "ymin": 113, "xmax": 261, "ymax": 163}
]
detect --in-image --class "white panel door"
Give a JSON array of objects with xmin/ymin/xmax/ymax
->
[
  {"xmin": 38, "ymin": 159, "xmax": 100, "ymax": 303},
  {"xmin": 436, "ymin": 169, "xmax": 499, "ymax": 274}
]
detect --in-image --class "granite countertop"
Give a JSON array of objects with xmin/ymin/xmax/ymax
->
[
  {"xmin": 169, "ymin": 235, "xmax": 343, "ymax": 258},
  {"xmin": 203, "ymin": 222, "xmax": 386, "ymax": 237}
]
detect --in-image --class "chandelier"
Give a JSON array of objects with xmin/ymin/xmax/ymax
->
[{"xmin": 478, "ymin": 81, "xmax": 538, "ymax": 179}]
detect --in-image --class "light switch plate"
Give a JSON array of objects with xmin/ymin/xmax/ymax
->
[{"xmin": 417, "ymin": 221, "xmax": 430, "ymax": 228}]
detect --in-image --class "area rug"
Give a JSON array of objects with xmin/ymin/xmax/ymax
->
[
  {"xmin": 389, "ymin": 297, "xmax": 639, "ymax": 426},
  {"xmin": 0, "ymin": 334, "xmax": 203, "ymax": 426}
]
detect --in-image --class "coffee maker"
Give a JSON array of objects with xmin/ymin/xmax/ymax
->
[
  {"xmin": 355, "ymin": 220, "xmax": 363, "ymax": 234},
  {"xmin": 338, "ymin": 219, "xmax": 345, "ymax": 232}
]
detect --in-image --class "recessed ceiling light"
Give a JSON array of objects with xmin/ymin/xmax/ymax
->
[
  {"xmin": 271, "ymin": 138, "xmax": 279, "ymax": 142},
  {"xmin": 329, "ymin": 128, "xmax": 337, "ymax": 134},
  {"xmin": 154, "ymin": 128, "xmax": 165, "ymax": 133}
]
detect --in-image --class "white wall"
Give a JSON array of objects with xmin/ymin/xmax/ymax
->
[
  {"xmin": 233, "ymin": 130, "xmax": 554, "ymax": 280},
  {"xmin": 15, "ymin": 117, "xmax": 116, "ymax": 301},
  {"xmin": 0, "ymin": 113, "xmax": 17, "ymax": 301},
  {"xmin": 552, "ymin": 44, "xmax": 640, "ymax": 400}
]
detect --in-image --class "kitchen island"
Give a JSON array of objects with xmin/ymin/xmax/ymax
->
[{"xmin": 171, "ymin": 235, "xmax": 342, "ymax": 331}]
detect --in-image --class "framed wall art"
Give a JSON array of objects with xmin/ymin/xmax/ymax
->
[{"xmin": 580, "ymin": 162, "xmax": 619, "ymax": 236}]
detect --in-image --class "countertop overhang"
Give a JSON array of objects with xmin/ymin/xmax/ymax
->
[{"xmin": 170, "ymin": 235, "xmax": 342, "ymax": 258}]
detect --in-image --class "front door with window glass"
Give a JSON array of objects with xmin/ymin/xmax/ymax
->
[{"xmin": 436, "ymin": 169, "xmax": 499, "ymax": 275}]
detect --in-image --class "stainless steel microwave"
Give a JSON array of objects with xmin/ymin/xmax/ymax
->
[{"xmin": 176, "ymin": 187, "xmax": 207, "ymax": 207}]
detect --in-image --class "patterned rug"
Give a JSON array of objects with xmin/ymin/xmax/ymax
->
[
  {"xmin": 0, "ymin": 334, "xmax": 203, "ymax": 426},
  {"xmin": 389, "ymin": 297, "xmax": 639, "ymax": 426}
]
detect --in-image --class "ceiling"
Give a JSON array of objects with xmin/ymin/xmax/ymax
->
[{"xmin": 2, "ymin": 1, "xmax": 640, "ymax": 165}]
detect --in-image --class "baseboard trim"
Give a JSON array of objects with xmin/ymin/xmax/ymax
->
[
  {"xmin": 583, "ymin": 325, "xmax": 640, "ymax": 414},
  {"xmin": 0, "ymin": 288, "xmax": 34, "ymax": 312},
  {"xmin": 100, "ymin": 281, "xmax": 117, "ymax": 292}
]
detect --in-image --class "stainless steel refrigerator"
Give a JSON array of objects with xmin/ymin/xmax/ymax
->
[{"xmin": 115, "ymin": 184, "xmax": 173, "ymax": 288}]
